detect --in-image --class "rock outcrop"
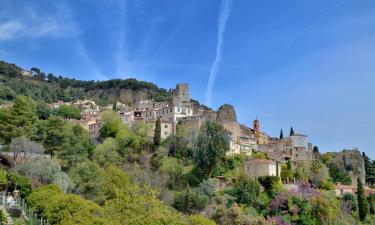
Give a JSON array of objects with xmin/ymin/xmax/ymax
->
[
  {"xmin": 327, "ymin": 149, "xmax": 366, "ymax": 186},
  {"xmin": 216, "ymin": 104, "xmax": 237, "ymax": 123}
]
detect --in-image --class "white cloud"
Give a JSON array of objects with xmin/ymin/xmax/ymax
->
[
  {"xmin": 0, "ymin": 1, "xmax": 79, "ymax": 41},
  {"xmin": 0, "ymin": 20, "xmax": 24, "ymax": 40},
  {"xmin": 205, "ymin": 0, "xmax": 233, "ymax": 106}
]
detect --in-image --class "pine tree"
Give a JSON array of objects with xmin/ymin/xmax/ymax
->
[
  {"xmin": 290, "ymin": 127, "xmax": 295, "ymax": 136},
  {"xmin": 287, "ymin": 159, "xmax": 292, "ymax": 170},
  {"xmin": 357, "ymin": 177, "xmax": 369, "ymax": 221},
  {"xmin": 368, "ymin": 194, "xmax": 375, "ymax": 214},
  {"xmin": 279, "ymin": 129, "xmax": 284, "ymax": 139},
  {"xmin": 362, "ymin": 152, "xmax": 375, "ymax": 186},
  {"xmin": 112, "ymin": 99, "xmax": 117, "ymax": 111},
  {"xmin": 153, "ymin": 117, "xmax": 161, "ymax": 147}
]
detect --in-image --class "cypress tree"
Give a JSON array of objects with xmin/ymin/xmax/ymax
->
[
  {"xmin": 290, "ymin": 127, "xmax": 295, "ymax": 136},
  {"xmin": 279, "ymin": 129, "xmax": 284, "ymax": 140},
  {"xmin": 287, "ymin": 159, "xmax": 292, "ymax": 170},
  {"xmin": 153, "ymin": 117, "xmax": 161, "ymax": 147},
  {"xmin": 357, "ymin": 177, "xmax": 369, "ymax": 221},
  {"xmin": 368, "ymin": 194, "xmax": 375, "ymax": 214},
  {"xmin": 112, "ymin": 99, "xmax": 117, "ymax": 111}
]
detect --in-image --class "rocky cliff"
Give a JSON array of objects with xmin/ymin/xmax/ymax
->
[
  {"xmin": 216, "ymin": 104, "xmax": 237, "ymax": 123},
  {"xmin": 326, "ymin": 149, "xmax": 366, "ymax": 186}
]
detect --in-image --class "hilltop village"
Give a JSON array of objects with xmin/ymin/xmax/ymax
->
[
  {"xmin": 1, "ymin": 59, "xmax": 375, "ymax": 224},
  {"xmin": 45, "ymin": 83, "xmax": 370, "ymax": 193},
  {"xmin": 0, "ymin": 62, "xmax": 374, "ymax": 224}
]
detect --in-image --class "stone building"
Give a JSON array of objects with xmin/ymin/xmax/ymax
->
[
  {"xmin": 147, "ymin": 121, "xmax": 173, "ymax": 140},
  {"xmin": 135, "ymin": 99, "xmax": 154, "ymax": 112},
  {"xmin": 172, "ymin": 83, "xmax": 190, "ymax": 105},
  {"xmin": 222, "ymin": 122, "xmax": 256, "ymax": 156},
  {"xmin": 244, "ymin": 159, "xmax": 281, "ymax": 177},
  {"xmin": 119, "ymin": 111, "xmax": 134, "ymax": 124}
]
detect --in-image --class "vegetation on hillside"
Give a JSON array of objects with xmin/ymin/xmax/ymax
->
[{"xmin": 0, "ymin": 60, "xmax": 375, "ymax": 224}]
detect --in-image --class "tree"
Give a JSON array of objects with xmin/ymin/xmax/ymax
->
[
  {"xmin": 287, "ymin": 159, "xmax": 292, "ymax": 170},
  {"xmin": 36, "ymin": 101, "xmax": 51, "ymax": 120},
  {"xmin": 0, "ymin": 96, "xmax": 38, "ymax": 143},
  {"xmin": 99, "ymin": 111, "xmax": 122, "ymax": 139},
  {"xmin": 159, "ymin": 156, "xmax": 183, "ymax": 188},
  {"xmin": 342, "ymin": 193, "xmax": 357, "ymax": 213},
  {"xmin": 112, "ymin": 99, "xmax": 117, "ymax": 111},
  {"xmin": 27, "ymin": 185, "xmax": 110, "ymax": 225},
  {"xmin": 69, "ymin": 160, "xmax": 105, "ymax": 204},
  {"xmin": 7, "ymin": 173, "xmax": 32, "ymax": 198},
  {"xmin": 55, "ymin": 105, "xmax": 81, "ymax": 120},
  {"xmin": 232, "ymin": 176, "xmax": 261, "ymax": 208},
  {"xmin": 363, "ymin": 152, "xmax": 375, "ymax": 186},
  {"xmin": 308, "ymin": 160, "xmax": 329, "ymax": 188},
  {"xmin": 358, "ymin": 177, "xmax": 369, "ymax": 221},
  {"xmin": 313, "ymin": 146, "xmax": 320, "ymax": 159},
  {"xmin": 43, "ymin": 116, "xmax": 66, "ymax": 157},
  {"xmin": 0, "ymin": 169, "xmax": 7, "ymax": 190},
  {"xmin": 327, "ymin": 162, "xmax": 351, "ymax": 185},
  {"xmin": 173, "ymin": 185, "xmax": 209, "ymax": 214},
  {"xmin": 15, "ymin": 158, "xmax": 73, "ymax": 193},
  {"xmin": 10, "ymin": 136, "xmax": 44, "ymax": 161},
  {"xmin": 58, "ymin": 124, "xmax": 93, "ymax": 169},
  {"xmin": 310, "ymin": 195, "xmax": 340, "ymax": 225},
  {"xmin": 279, "ymin": 129, "xmax": 284, "ymax": 139},
  {"xmin": 213, "ymin": 203, "xmax": 266, "ymax": 225},
  {"xmin": 92, "ymin": 138, "xmax": 121, "ymax": 168},
  {"xmin": 194, "ymin": 121, "xmax": 229, "ymax": 178},
  {"xmin": 153, "ymin": 117, "xmax": 161, "ymax": 147},
  {"xmin": 368, "ymin": 194, "xmax": 375, "ymax": 214},
  {"xmin": 102, "ymin": 167, "xmax": 185, "ymax": 224},
  {"xmin": 258, "ymin": 176, "xmax": 281, "ymax": 197},
  {"xmin": 290, "ymin": 127, "xmax": 295, "ymax": 136}
]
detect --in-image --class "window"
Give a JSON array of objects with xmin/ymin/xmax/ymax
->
[
  {"xmin": 164, "ymin": 132, "xmax": 168, "ymax": 135},
  {"xmin": 170, "ymin": 108, "xmax": 172, "ymax": 113},
  {"xmin": 164, "ymin": 125, "xmax": 168, "ymax": 128}
]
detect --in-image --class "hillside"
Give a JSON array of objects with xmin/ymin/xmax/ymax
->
[{"xmin": 0, "ymin": 60, "xmax": 171, "ymax": 105}]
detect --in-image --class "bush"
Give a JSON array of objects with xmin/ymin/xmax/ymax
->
[
  {"xmin": 7, "ymin": 173, "xmax": 32, "ymax": 198},
  {"xmin": 258, "ymin": 176, "xmax": 281, "ymax": 197},
  {"xmin": 231, "ymin": 176, "xmax": 261, "ymax": 208},
  {"xmin": 173, "ymin": 187, "xmax": 209, "ymax": 214}
]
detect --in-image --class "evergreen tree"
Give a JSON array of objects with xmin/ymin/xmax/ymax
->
[
  {"xmin": 153, "ymin": 117, "xmax": 161, "ymax": 147},
  {"xmin": 368, "ymin": 194, "xmax": 375, "ymax": 214},
  {"xmin": 290, "ymin": 127, "xmax": 295, "ymax": 136},
  {"xmin": 362, "ymin": 152, "xmax": 375, "ymax": 186},
  {"xmin": 112, "ymin": 99, "xmax": 117, "ymax": 111},
  {"xmin": 279, "ymin": 129, "xmax": 284, "ymax": 139},
  {"xmin": 287, "ymin": 159, "xmax": 292, "ymax": 170},
  {"xmin": 313, "ymin": 146, "xmax": 320, "ymax": 160},
  {"xmin": 195, "ymin": 121, "xmax": 229, "ymax": 178},
  {"xmin": 357, "ymin": 177, "xmax": 369, "ymax": 221}
]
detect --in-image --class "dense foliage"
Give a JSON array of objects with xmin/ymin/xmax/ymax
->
[{"xmin": 0, "ymin": 60, "xmax": 170, "ymax": 105}]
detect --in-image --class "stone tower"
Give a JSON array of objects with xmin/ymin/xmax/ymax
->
[
  {"xmin": 172, "ymin": 83, "xmax": 190, "ymax": 105},
  {"xmin": 253, "ymin": 119, "xmax": 260, "ymax": 134}
]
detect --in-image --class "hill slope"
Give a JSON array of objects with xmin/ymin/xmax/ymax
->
[{"xmin": 0, "ymin": 60, "xmax": 171, "ymax": 105}]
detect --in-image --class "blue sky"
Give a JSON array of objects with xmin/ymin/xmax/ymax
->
[{"xmin": 1, "ymin": 0, "xmax": 374, "ymax": 158}]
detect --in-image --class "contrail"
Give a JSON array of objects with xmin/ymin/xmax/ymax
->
[
  {"xmin": 270, "ymin": 0, "xmax": 345, "ymax": 59},
  {"xmin": 116, "ymin": 0, "xmax": 128, "ymax": 76},
  {"xmin": 205, "ymin": 0, "xmax": 233, "ymax": 106}
]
